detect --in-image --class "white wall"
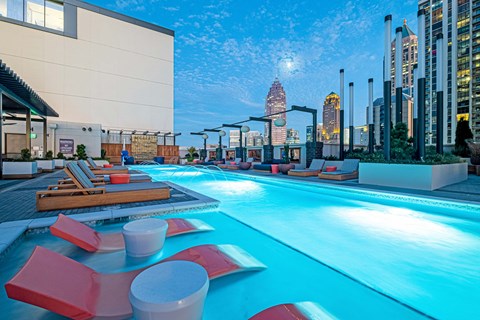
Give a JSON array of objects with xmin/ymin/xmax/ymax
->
[{"xmin": 0, "ymin": 7, "xmax": 174, "ymax": 133}]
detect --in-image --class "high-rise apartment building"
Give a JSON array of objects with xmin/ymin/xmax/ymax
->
[
  {"xmin": 322, "ymin": 92, "xmax": 340, "ymax": 142},
  {"xmin": 264, "ymin": 78, "xmax": 287, "ymax": 145},
  {"xmin": 286, "ymin": 128, "xmax": 300, "ymax": 144},
  {"xmin": 229, "ymin": 130, "xmax": 240, "ymax": 148},
  {"xmin": 306, "ymin": 124, "xmax": 323, "ymax": 143},
  {"xmin": 391, "ymin": 20, "xmax": 418, "ymax": 94},
  {"xmin": 418, "ymin": 0, "xmax": 480, "ymax": 143}
]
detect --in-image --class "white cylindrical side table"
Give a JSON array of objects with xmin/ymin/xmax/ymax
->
[
  {"xmin": 122, "ymin": 218, "xmax": 168, "ymax": 257},
  {"xmin": 129, "ymin": 261, "xmax": 209, "ymax": 320}
]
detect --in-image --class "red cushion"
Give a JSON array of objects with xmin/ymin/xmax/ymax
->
[
  {"xmin": 325, "ymin": 166, "xmax": 337, "ymax": 172},
  {"xmin": 103, "ymin": 164, "xmax": 114, "ymax": 168},
  {"xmin": 109, "ymin": 174, "xmax": 130, "ymax": 184}
]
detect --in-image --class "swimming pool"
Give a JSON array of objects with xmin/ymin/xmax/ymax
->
[{"xmin": 134, "ymin": 165, "xmax": 480, "ymax": 320}]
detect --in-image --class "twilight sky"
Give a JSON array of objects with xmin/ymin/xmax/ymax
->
[{"xmin": 90, "ymin": 0, "xmax": 418, "ymax": 147}]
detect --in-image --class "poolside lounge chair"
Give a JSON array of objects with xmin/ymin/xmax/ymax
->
[
  {"xmin": 50, "ymin": 214, "xmax": 214, "ymax": 252},
  {"xmin": 85, "ymin": 157, "xmax": 129, "ymax": 175},
  {"xmin": 36, "ymin": 162, "xmax": 170, "ymax": 211},
  {"xmin": 5, "ymin": 245, "xmax": 266, "ymax": 319},
  {"xmin": 288, "ymin": 159, "xmax": 325, "ymax": 177},
  {"xmin": 249, "ymin": 302, "xmax": 336, "ymax": 320},
  {"xmin": 77, "ymin": 160, "xmax": 151, "ymax": 183},
  {"xmin": 318, "ymin": 159, "xmax": 360, "ymax": 181},
  {"xmin": 218, "ymin": 157, "xmax": 242, "ymax": 170}
]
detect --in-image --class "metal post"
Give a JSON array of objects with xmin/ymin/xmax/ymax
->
[
  {"xmin": 436, "ymin": 33, "xmax": 444, "ymax": 154},
  {"xmin": 395, "ymin": 26, "xmax": 403, "ymax": 124},
  {"xmin": 0, "ymin": 90, "xmax": 3, "ymax": 179},
  {"xmin": 417, "ymin": 9, "xmax": 426, "ymax": 160},
  {"xmin": 218, "ymin": 134, "xmax": 222, "ymax": 160},
  {"xmin": 413, "ymin": 64, "xmax": 418, "ymax": 153},
  {"xmin": 368, "ymin": 78, "xmax": 374, "ymax": 153},
  {"xmin": 339, "ymin": 69, "xmax": 345, "ymax": 159},
  {"xmin": 384, "ymin": 14, "xmax": 392, "ymax": 160},
  {"xmin": 26, "ymin": 109, "xmax": 31, "ymax": 152},
  {"xmin": 451, "ymin": 0, "xmax": 458, "ymax": 141},
  {"xmin": 203, "ymin": 138, "xmax": 207, "ymax": 160},
  {"xmin": 349, "ymin": 82, "xmax": 354, "ymax": 153},
  {"xmin": 43, "ymin": 118, "xmax": 47, "ymax": 155}
]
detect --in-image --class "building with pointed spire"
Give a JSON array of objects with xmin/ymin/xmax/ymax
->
[
  {"xmin": 391, "ymin": 19, "xmax": 418, "ymax": 95},
  {"xmin": 322, "ymin": 92, "xmax": 340, "ymax": 143},
  {"xmin": 264, "ymin": 78, "xmax": 287, "ymax": 145}
]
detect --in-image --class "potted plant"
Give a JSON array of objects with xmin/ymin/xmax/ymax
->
[
  {"xmin": 359, "ymin": 123, "xmax": 468, "ymax": 190},
  {"xmin": 36, "ymin": 150, "xmax": 55, "ymax": 172},
  {"xmin": 54, "ymin": 152, "xmax": 66, "ymax": 169},
  {"xmin": 2, "ymin": 148, "xmax": 38, "ymax": 178},
  {"xmin": 75, "ymin": 144, "xmax": 87, "ymax": 160},
  {"xmin": 186, "ymin": 147, "xmax": 196, "ymax": 163}
]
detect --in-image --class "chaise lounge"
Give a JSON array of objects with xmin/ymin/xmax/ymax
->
[
  {"xmin": 50, "ymin": 214, "xmax": 214, "ymax": 252},
  {"xmin": 58, "ymin": 160, "xmax": 151, "ymax": 184},
  {"xmin": 5, "ymin": 244, "xmax": 266, "ymax": 319},
  {"xmin": 86, "ymin": 157, "xmax": 129, "ymax": 175},
  {"xmin": 249, "ymin": 302, "xmax": 336, "ymax": 319},
  {"xmin": 288, "ymin": 159, "xmax": 325, "ymax": 177},
  {"xmin": 318, "ymin": 159, "xmax": 360, "ymax": 181},
  {"xmin": 36, "ymin": 162, "xmax": 170, "ymax": 211}
]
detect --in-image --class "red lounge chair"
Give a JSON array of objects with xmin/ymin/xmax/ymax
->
[
  {"xmin": 50, "ymin": 214, "xmax": 215, "ymax": 252},
  {"xmin": 250, "ymin": 302, "xmax": 336, "ymax": 320},
  {"xmin": 5, "ymin": 245, "xmax": 266, "ymax": 319}
]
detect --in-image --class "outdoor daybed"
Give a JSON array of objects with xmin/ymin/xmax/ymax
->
[
  {"xmin": 288, "ymin": 159, "xmax": 325, "ymax": 177},
  {"xmin": 318, "ymin": 159, "xmax": 360, "ymax": 181}
]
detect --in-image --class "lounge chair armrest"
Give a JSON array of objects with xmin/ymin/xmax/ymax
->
[{"xmin": 93, "ymin": 182, "xmax": 106, "ymax": 186}]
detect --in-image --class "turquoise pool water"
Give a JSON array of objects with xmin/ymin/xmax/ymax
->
[
  {"xmin": 0, "ymin": 212, "xmax": 424, "ymax": 319},
  {"xmin": 133, "ymin": 165, "xmax": 480, "ymax": 320}
]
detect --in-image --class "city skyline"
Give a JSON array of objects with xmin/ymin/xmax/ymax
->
[{"xmin": 89, "ymin": 0, "xmax": 418, "ymax": 147}]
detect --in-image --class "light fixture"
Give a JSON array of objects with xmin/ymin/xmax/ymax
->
[
  {"xmin": 88, "ymin": 127, "xmax": 92, "ymax": 132},
  {"xmin": 240, "ymin": 125, "xmax": 250, "ymax": 133},
  {"xmin": 202, "ymin": 133, "xmax": 209, "ymax": 140},
  {"xmin": 274, "ymin": 118, "xmax": 286, "ymax": 127},
  {"xmin": 82, "ymin": 127, "xmax": 86, "ymax": 131},
  {"xmin": 219, "ymin": 130, "xmax": 226, "ymax": 137}
]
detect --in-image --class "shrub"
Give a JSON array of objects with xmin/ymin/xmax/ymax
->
[
  {"xmin": 75, "ymin": 144, "xmax": 87, "ymax": 160},
  {"xmin": 45, "ymin": 150, "xmax": 53, "ymax": 160},
  {"xmin": 101, "ymin": 149, "xmax": 107, "ymax": 159},
  {"xmin": 56, "ymin": 152, "xmax": 65, "ymax": 159},
  {"xmin": 20, "ymin": 148, "xmax": 31, "ymax": 161},
  {"xmin": 186, "ymin": 146, "xmax": 197, "ymax": 161}
]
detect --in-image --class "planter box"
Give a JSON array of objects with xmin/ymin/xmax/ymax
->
[
  {"xmin": 36, "ymin": 160, "xmax": 55, "ymax": 172},
  {"xmin": 359, "ymin": 162, "xmax": 468, "ymax": 191},
  {"xmin": 54, "ymin": 159, "xmax": 66, "ymax": 169},
  {"xmin": 2, "ymin": 162, "xmax": 38, "ymax": 179}
]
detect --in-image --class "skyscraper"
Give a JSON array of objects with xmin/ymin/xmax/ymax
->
[
  {"xmin": 391, "ymin": 20, "xmax": 418, "ymax": 95},
  {"xmin": 264, "ymin": 78, "xmax": 287, "ymax": 145},
  {"xmin": 418, "ymin": 0, "xmax": 480, "ymax": 144},
  {"xmin": 322, "ymin": 92, "xmax": 340, "ymax": 143}
]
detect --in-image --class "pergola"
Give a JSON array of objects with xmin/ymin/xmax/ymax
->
[{"xmin": 0, "ymin": 59, "xmax": 59, "ymax": 178}]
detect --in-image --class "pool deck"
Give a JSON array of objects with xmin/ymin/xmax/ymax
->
[{"xmin": 0, "ymin": 169, "xmax": 219, "ymax": 254}]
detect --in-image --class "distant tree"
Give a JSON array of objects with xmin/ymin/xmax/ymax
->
[{"xmin": 454, "ymin": 118, "xmax": 473, "ymax": 157}]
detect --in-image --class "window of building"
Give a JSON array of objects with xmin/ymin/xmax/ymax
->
[
  {"xmin": 25, "ymin": 0, "xmax": 44, "ymax": 26},
  {"xmin": 0, "ymin": 0, "xmax": 62, "ymax": 31},
  {"xmin": 45, "ymin": 0, "xmax": 62, "ymax": 31},
  {"xmin": 0, "ymin": 0, "xmax": 24, "ymax": 21}
]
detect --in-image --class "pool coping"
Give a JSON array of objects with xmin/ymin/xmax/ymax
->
[{"xmin": 0, "ymin": 182, "xmax": 220, "ymax": 256}]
